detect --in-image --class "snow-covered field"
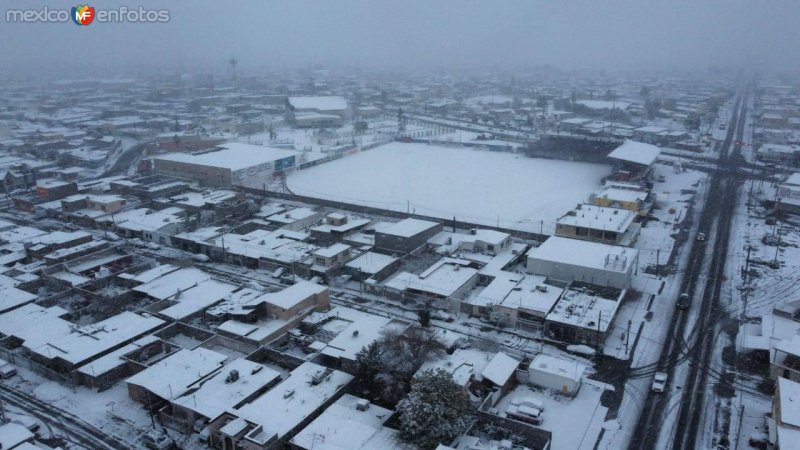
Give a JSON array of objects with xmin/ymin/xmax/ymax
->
[{"xmin": 287, "ymin": 142, "xmax": 611, "ymax": 232}]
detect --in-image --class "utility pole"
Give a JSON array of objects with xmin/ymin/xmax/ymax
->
[
  {"xmin": 655, "ymin": 248, "xmax": 660, "ymax": 276},
  {"xmin": 625, "ymin": 319, "xmax": 631, "ymax": 355},
  {"xmin": 596, "ymin": 310, "xmax": 603, "ymax": 354}
]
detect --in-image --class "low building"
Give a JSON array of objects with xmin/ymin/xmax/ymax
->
[
  {"xmin": 588, "ymin": 185, "xmax": 653, "ymax": 216},
  {"xmin": 465, "ymin": 272, "xmax": 563, "ymax": 331},
  {"xmin": 309, "ymin": 213, "xmax": 371, "ymax": 246},
  {"xmin": 545, "ymin": 287, "xmax": 624, "ymax": 347},
  {"xmin": 526, "ymin": 236, "xmax": 638, "ymax": 290},
  {"xmin": 289, "ymin": 394, "xmax": 404, "ymax": 450},
  {"xmin": 777, "ymin": 173, "xmax": 800, "ymax": 215},
  {"xmin": 207, "ymin": 361, "xmax": 354, "ymax": 450},
  {"xmin": 126, "ymin": 347, "xmax": 227, "ymax": 406},
  {"xmin": 606, "ymin": 140, "xmax": 660, "ymax": 185},
  {"xmin": 739, "ymin": 300, "xmax": 800, "ymax": 382},
  {"xmin": 374, "ymin": 218, "xmax": 443, "ymax": 254},
  {"xmin": 164, "ymin": 358, "xmax": 283, "ymax": 433},
  {"xmin": 770, "ymin": 377, "xmax": 800, "ymax": 449},
  {"xmin": 151, "ymin": 143, "xmax": 297, "ymax": 188},
  {"xmin": 555, "ymin": 204, "xmax": 639, "ymax": 246},
  {"xmin": 383, "ymin": 257, "xmax": 479, "ymax": 302},
  {"xmin": 344, "ymin": 251, "xmax": 401, "ymax": 282},
  {"xmin": 527, "ymin": 354, "xmax": 585, "ymax": 396}
]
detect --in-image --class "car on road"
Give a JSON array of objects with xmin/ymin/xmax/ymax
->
[
  {"xmin": 677, "ymin": 293, "xmax": 690, "ymax": 310},
  {"xmin": 696, "ymin": 232, "xmax": 706, "ymax": 241},
  {"xmin": 652, "ymin": 372, "xmax": 668, "ymax": 393}
]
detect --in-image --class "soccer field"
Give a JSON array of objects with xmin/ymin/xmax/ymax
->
[{"xmin": 287, "ymin": 142, "xmax": 610, "ymax": 233}]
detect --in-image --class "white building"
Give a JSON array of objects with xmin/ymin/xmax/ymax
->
[{"xmin": 526, "ymin": 236, "xmax": 638, "ymax": 290}]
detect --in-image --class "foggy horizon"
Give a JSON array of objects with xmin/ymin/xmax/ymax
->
[{"xmin": 2, "ymin": 0, "xmax": 800, "ymax": 77}]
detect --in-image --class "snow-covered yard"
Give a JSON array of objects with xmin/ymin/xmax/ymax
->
[
  {"xmin": 496, "ymin": 380, "xmax": 609, "ymax": 450},
  {"xmin": 288, "ymin": 142, "xmax": 611, "ymax": 232}
]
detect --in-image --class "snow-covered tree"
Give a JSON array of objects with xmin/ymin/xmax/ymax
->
[
  {"xmin": 397, "ymin": 368, "xmax": 475, "ymax": 449},
  {"xmin": 355, "ymin": 327, "xmax": 445, "ymax": 404}
]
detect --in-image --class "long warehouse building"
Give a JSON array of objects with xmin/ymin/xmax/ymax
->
[{"xmin": 150, "ymin": 143, "xmax": 297, "ymax": 188}]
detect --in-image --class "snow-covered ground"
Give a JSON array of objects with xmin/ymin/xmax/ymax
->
[
  {"xmin": 288, "ymin": 142, "xmax": 610, "ymax": 232},
  {"xmin": 497, "ymin": 380, "xmax": 609, "ymax": 450}
]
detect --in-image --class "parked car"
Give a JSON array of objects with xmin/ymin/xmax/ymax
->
[
  {"xmin": 510, "ymin": 396, "xmax": 545, "ymax": 412},
  {"xmin": 652, "ymin": 372, "xmax": 668, "ymax": 393},
  {"xmin": 142, "ymin": 431, "xmax": 174, "ymax": 450},
  {"xmin": 677, "ymin": 293, "xmax": 690, "ymax": 310},
  {"xmin": 0, "ymin": 358, "xmax": 17, "ymax": 378},
  {"xmin": 506, "ymin": 405, "xmax": 543, "ymax": 425}
]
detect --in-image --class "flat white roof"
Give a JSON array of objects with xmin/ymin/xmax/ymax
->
[
  {"xmin": 126, "ymin": 348, "xmax": 227, "ymax": 400},
  {"xmin": 153, "ymin": 143, "xmax": 297, "ymax": 172},
  {"xmin": 321, "ymin": 316, "xmax": 405, "ymax": 362},
  {"xmin": 557, "ymin": 204, "xmax": 636, "ymax": 232},
  {"xmin": 30, "ymin": 311, "xmax": 164, "ymax": 365},
  {"xmin": 345, "ymin": 251, "xmax": 398, "ymax": 274},
  {"xmin": 607, "ymin": 140, "xmax": 661, "ymax": 166},
  {"xmin": 594, "ymin": 186, "xmax": 649, "ymax": 203},
  {"xmin": 0, "ymin": 304, "xmax": 71, "ymax": 352},
  {"xmin": 385, "ymin": 258, "xmax": 477, "ymax": 298},
  {"xmin": 290, "ymin": 394, "xmax": 394, "ymax": 450},
  {"xmin": 314, "ymin": 243, "xmax": 351, "ymax": 258},
  {"xmin": 529, "ymin": 354, "xmax": 585, "ymax": 382},
  {"xmin": 546, "ymin": 289, "xmax": 621, "ymax": 333},
  {"xmin": 288, "ymin": 96, "xmax": 348, "ymax": 111},
  {"xmin": 133, "ymin": 267, "xmax": 212, "ymax": 300},
  {"xmin": 779, "ymin": 377, "xmax": 800, "ymax": 428},
  {"xmin": 379, "ymin": 218, "xmax": 440, "ymax": 238},
  {"xmin": 173, "ymin": 358, "xmax": 282, "ymax": 420},
  {"xmin": 158, "ymin": 279, "xmax": 239, "ymax": 320},
  {"xmin": 528, "ymin": 236, "xmax": 638, "ymax": 274},
  {"xmin": 481, "ymin": 352, "xmax": 520, "ymax": 386},
  {"xmin": 263, "ymin": 280, "xmax": 327, "ymax": 310},
  {"xmin": 236, "ymin": 362, "xmax": 354, "ymax": 442}
]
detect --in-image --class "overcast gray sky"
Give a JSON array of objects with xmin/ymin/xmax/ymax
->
[{"xmin": 2, "ymin": 0, "xmax": 799, "ymax": 76}]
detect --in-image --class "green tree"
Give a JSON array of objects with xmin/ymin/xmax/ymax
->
[{"xmin": 397, "ymin": 368, "xmax": 475, "ymax": 450}]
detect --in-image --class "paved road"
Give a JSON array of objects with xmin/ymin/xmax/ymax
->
[
  {"xmin": 627, "ymin": 79, "xmax": 751, "ymax": 450},
  {"xmin": 0, "ymin": 382, "xmax": 135, "ymax": 450}
]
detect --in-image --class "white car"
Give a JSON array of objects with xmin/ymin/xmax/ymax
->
[
  {"xmin": 652, "ymin": 372, "xmax": 668, "ymax": 393},
  {"xmin": 142, "ymin": 431, "xmax": 174, "ymax": 450}
]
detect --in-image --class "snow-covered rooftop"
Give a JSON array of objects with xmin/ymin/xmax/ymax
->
[
  {"xmin": 29, "ymin": 311, "xmax": 164, "ymax": 366},
  {"xmin": 481, "ymin": 352, "xmax": 520, "ymax": 387},
  {"xmin": 126, "ymin": 348, "xmax": 227, "ymax": 400},
  {"xmin": 172, "ymin": 358, "xmax": 282, "ymax": 420},
  {"xmin": 379, "ymin": 218, "xmax": 440, "ymax": 238},
  {"xmin": 288, "ymin": 96, "xmax": 348, "ymax": 112},
  {"xmin": 607, "ymin": 140, "xmax": 661, "ymax": 167},
  {"xmin": 263, "ymin": 280, "xmax": 327, "ymax": 310},
  {"xmin": 153, "ymin": 143, "xmax": 297, "ymax": 172},
  {"xmin": 320, "ymin": 316, "xmax": 407, "ymax": 362},
  {"xmin": 385, "ymin": 258, "xmax": 478, "ymax": 298},
  {"xmin": 556, "ymin": 204, "xmax": 636, "ymax": 232},
  {"xmin": 290, "ymin": 394, "xmax": 394, "ymax": 450},
  {"xmin": 345, "ymin": 251, "xmax": 398, "ymax": 275},
  {"xmin": 236, "ymin": 361, "xmax": 354, "ymax": 442},
  {"xmin": 528, "ymin": 236, "xmax": 638, "ymax": 273}
]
